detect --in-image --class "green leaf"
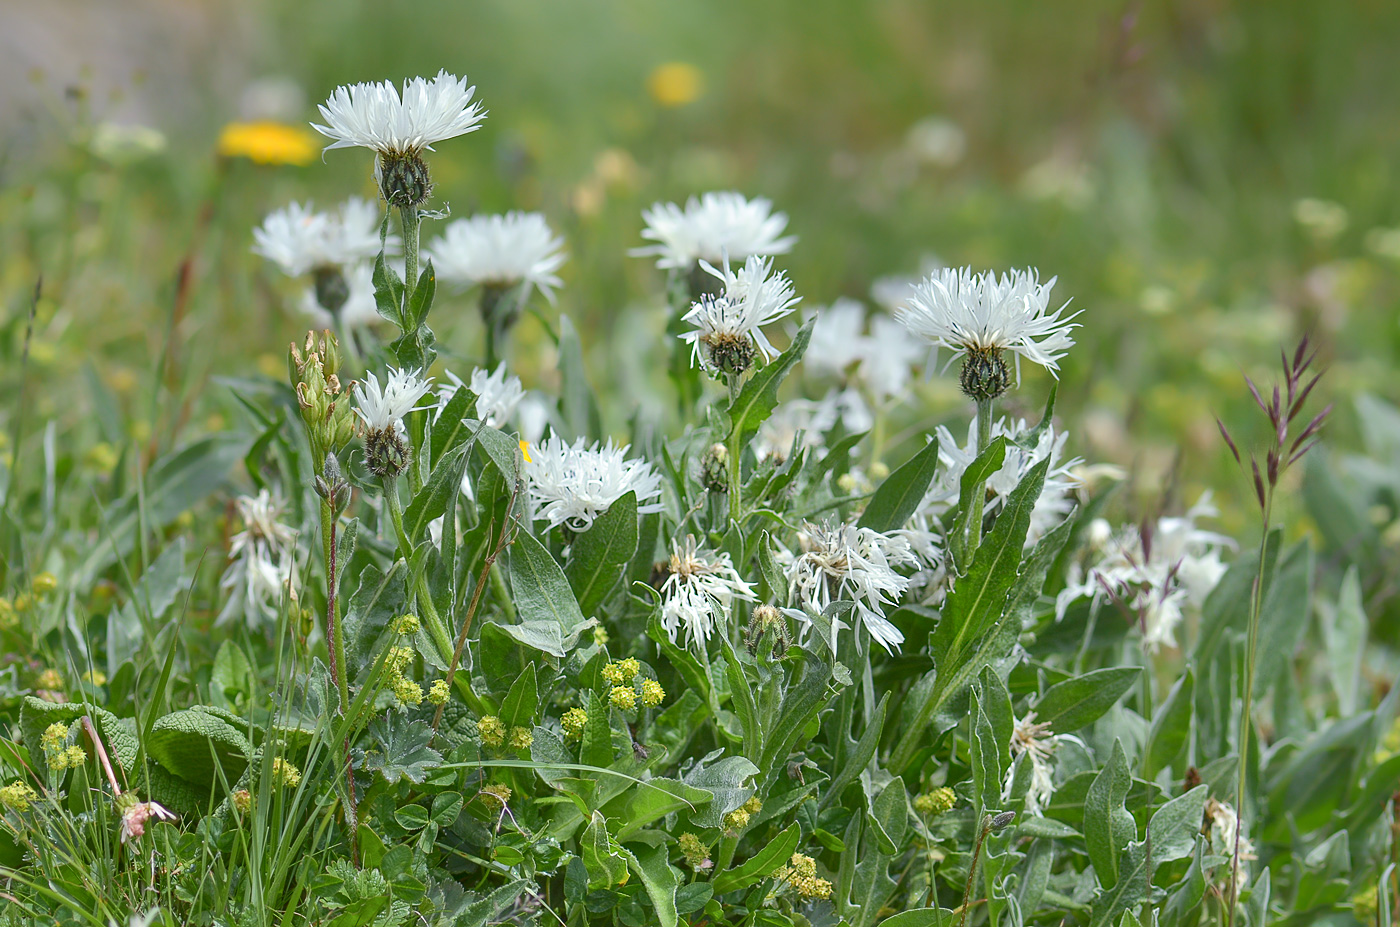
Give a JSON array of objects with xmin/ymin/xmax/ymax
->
[
  {"xmin": 579, "ymin": 690, "xmax": 615, "ymax": 770},
  {"xmin": 147, "ymin": 707, "xmax": 252, "ymax": 793},
  {"xmin": 879, "ymin": 909, "xmax": 956, "ymax": 927},
  {"xmin": 858, "ymin": 436, "xmax": 940, "ymax": 532},
  {"xmin": 821, "ymin": 693, "xmax": 888, "ymax": 810},
  {"xmin": 622, "ymin": 843, "xmax": 679, "ymax": 927},
  {"xmin": 711, "ymin": 823, "xmax": 800, "ymax": 894},
  {"xmin": 1034, "ymin": 667, "xmax": 1141, "ymax": 734},
  {"xmin": 582, "ymin": 812, "xmax": 629, "ymax": 889},
  {"xmin": 970, "ymin": 692, "xmax": 1002, "ymax": 812},
  {"xmin": 1322, "ymin": 566, "xmax": 1366, "ymax": 715},
  {"xmin": 726, "ymin": 318, "xmax": 814, "ymax": 450},
  {"xmin": 509, "ymin": 528, "xmax": 589, "ymax": 634},
  {"xmin": 646, "ymin": 609, "xmax": 714, "ymax": 711},
  {"xmin": 1147, "ymin": 785, "xmax": 1208, "ymax": 865},
  {"xmin": 1087, "ymin": 839, "xmax": 1150, "ymax": 927},
  {"xmin": 211, "ymin": 640, "xmax": 254, "ymax": 704},
  {"xmin": 616, "ymin": 778, "xmax": 712, "ymax": 840},
  {"xmin": 402, "ymin": 442, "xmax": 471, "ymax": 545},
  {"xmin": 566, "ymin": 490, "xmax": 639, "ymax": 615},
  {"xmin": 1253, "ymin": 540, "xmax": 1313, "ymax": 697},
  {"xmin": 951, "ymin": 435, "xmax": 1008, "ymax": 561},
  {"xmin": 429, "ymin": 387, "xmax": 478, "ymax": 467},
  {"xmin": 373, "ymin": 235, "xmax": 405, "ymax": 327},
  {"xmin": 499, "ymin": 664, "xmax": 538, "ymax": 734},
  {"xmin": 343, "ymin": 561, "xmax": 410, "ymax": 674},
  {"xmin": 758, "ymin": 648, "xmax": 833, "ymax": 789},
  {"xmin": 407, "ymin": 259, "xmax": 436, "ymax": 328},
  {"xmin": 682, "ymin": 752, "xmax": 760, "ymax": 829},
  {"xmin": 1084, "ymin": 740, "xmax": 1135, "ymax": 889},
  {"xmin": 1142, "ymin": 670, "xmax": 1194, "ymax": 780},
  {"xmin": 364, "ymin": 716, "xmax": 442, "ymax": 784},
  {"xmin": 723, "ymin": 638, "xmax": 762, "ymax": 762},
  {"xmin": 558, "ymin": 315, "xmax": 603, "ymax": 441}
]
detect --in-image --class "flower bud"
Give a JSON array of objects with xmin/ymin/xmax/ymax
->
[
  {"xmin": 699, "ymin": 443, "xmax": 728, "ymax": 494},
  {"xmin": 380, "ymin": 152, "xmax": 433, "ymax": 208}
]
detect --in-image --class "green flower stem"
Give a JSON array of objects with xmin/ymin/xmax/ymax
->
[
  {"xmin": 965, "ymin": 397, "xmax": 994, "ymax": 557},
  {"xmin": 726, "ymin": 372, "xmax": 744, "ymax": 525},
  {"xmin": 381, "ymin": 474, "xmax": 454, "ymax": 665},
  {"xmin": 399, "ymin": 204, "xmax": 420, "ymax": 318}
]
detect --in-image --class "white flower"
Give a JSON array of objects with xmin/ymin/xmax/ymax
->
[
  {"xmin": 806, "ymin": 300, "xmax": 922, "ymax": 404},
  {"xmin": 437, "ymin": 364, "xmax": 526, "ymax": 428},
  {"xmin": 898, "ymin": 267, "xmax": 1079, "ymax": 381},
  {"xmin": 1002, "ymin": 713, "xmax": 1060, "ymax": 816},
  {"xmin": 923, "ymin": 417, "xmax": 1083, "ymax": 546},
  {"xmin": 805, "ymin": 298, "xmax": 868, "ymax": 378},
  {"xmin": 633, "ymin": 191, "xmax": 796, "ymax": 271},
  {"xmin": 298, "ymin": 263, "xmax": 381, "ymax": 330},
  {"xmin": 660, "ymin": 536, "xmax": 757, "ymax": 649},
  {"xmin": 786, "ymin": 519, "xmax": 917, "ymax": 654},
  {"xmin": 681, "ymin": 255, "xmax": 800, "ymax": 371},
  {"xmin": 1055, "ymin": 493, "xmax": 1232, "ymax": 650},
  {"xmin": 754, "ymin": 399, "xmax": 833, "ymax": 462},
  {"xmin": 312, "ymin": 70, "xmax": 486, "ymax": 159},
  {"xmin": 861, "ymin": 314, "xmax": 924, "ymax": 401},
  {"xmin": 354, "ymin": 367, "xmax": 435, "ymax": 434},
  {"xmin": 254, "ymin": 197, "xmax": 392, "ymax": 277},
  {"xmin": 219, "ymin": 490, "xmax": 297, "ymax": 629},
  {"xmin": 1205, "ymin": 798, "xmax": 1256, "ymax": 894},
  {"xmin": 524, "ymin": 436, "xmax": 664, "ymax": 531},
  {"xmin": 119, "ymin": 799, "xmax": 176, "ymax": 843},
  {"xmin": 426, "ymin": 212, "xmax": 567, "ymax": 304}
]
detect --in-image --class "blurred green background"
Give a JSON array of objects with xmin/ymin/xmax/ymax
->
[{"xmin": 3, "ymin": 0, "xmax": 1400, "ymax": 538}]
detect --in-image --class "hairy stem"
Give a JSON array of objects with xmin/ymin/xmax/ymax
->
[
  {"xmin": 400, "ymin": 204, "xmax": 419, "ymax": 311},
  {"xmin": 963, "ymin": 397, "xmax": 995, "ymax": 562},
  {"xmin": 726, "ymin": 372, "xmax": 744, "ymax": 525}
]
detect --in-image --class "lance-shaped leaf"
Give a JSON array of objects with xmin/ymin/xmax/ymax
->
[
  {"xmin": 566, "ymin": 490, "xmax": 638, "ymax": 615},
  {"xmin": 858, "ymin": 436, "xmax": 940, "ymax": 533},
  {"xmin": 725, "ymin": 318, "xmax": 814, "ymax": 450},
  {"xmin": 1033, "ymin": 667, "xmax": 1141, "ymax": 735}
]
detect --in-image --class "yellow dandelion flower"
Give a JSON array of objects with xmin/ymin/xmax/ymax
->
[
  {"xmin": 647, "ymin": 62, "xmax": 704, "ymax": 108},
  {"xmin": 217, "ymin": 121, "xmax": 317, "ymax": 166}
]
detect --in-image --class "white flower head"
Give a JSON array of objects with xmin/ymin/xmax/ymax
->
[
  {"xmin": 1205, "ymin": 798, "xmax": 1256, "ymax": 894},
  {"xmin": 298, "ymin": 262, "xmax": 382, "ymax": 331},
  {"xmin": 354, "ymin": 367, "xmax": 435, "ymax": 478},
  {"xmin": 633, "ymin": 191, "xmax": 796, "ymax": 271},
  {"xmin": 524, "ymin": 436, "xmax": 664, "ymax": 531},
  {"xmin": 660, "ymin": 536, "xmax": 757, "ymax": 650},
  {"xmin": 254, "ymin": 197, "xmax": 393, "ymax": 279},
  {"xmin": 898, "ymin": 267, "xmax": 1079, "ymax": 399},
  {"xmin": 219, "ymin": 489, "xmax": 297, "ymax": 629},
  {"xmin": 681, "ymin": 255, "xmax": 800, "ymax": 375},
  {"xmin": 805, "ymin": 298, "xmax": 869, "ymax": 378},
  {"xmin": 861, "ymin": 314, "xmax": 925, "ymax": 401},
  {"xmin": 427, "ymin": 212, "xmax": 567, "ymax": 304},
  {"xmin": 437, "ymin": 364, "xmax": 525, "ymax": 428},
  {"xmin": 786, "ymin": 519, "xmax": 917, "ymax": 654},
  {"xmin": 1002, "ymin": 713, "xmax": 1060, "ymax": 816}
]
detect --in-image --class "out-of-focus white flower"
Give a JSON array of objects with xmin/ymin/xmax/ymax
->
[
  {"xmin": 1020, "ymin": 156, "xmax": 1094, "ymax": 209},
  {"xmin": 438, "ymin": 364, "xmax": 525, "ymax": 429},
  {"xmin": 524, "ymin": 436, "xmax": 663, "ymax": 531},
  {"xmin": 312, "ymin": 70, "xmax": 485, "ymax": 159},
  {"xmin": 1055, "ymin": 494, "xmax": 1232, "ymax": 650},
  {"xmin": 633, "ymin": 191, "xmax": 796, "ymax": 271},
  {"xmin": 1205, "ymin": 798, "xmax": 1256, "ymax": 895},
  {"xmin": 681, "ymin": 255, "xmax": 800, "ymax": 374},
  {"xmin": 298, "ymin": 263, "xmax": 381, "ymax": 330},
  {"xmin": 254, "ymin": 198, "xmax": 391, "ymax": 278},
  {"xmin": 1292, "ymin": 198, "xmax": 1348, "ymax": 241},
  {"xmin": 427, "ymin": 212, "xmax": 567, "ymax": 304},
  {"xmin": 806, "ymin": 300, "xmax": 922, "ymax": 407},
  {"xmin": 660, "ymin": 536, "xmax": 756, "ymax": 649},
  {"xmin": 219, "ymin": 490, "xmax": 297, "ymax": 629},
  {"xmin": 786, "ymin": 519, "xmax": 917, "ymax": 654},
  {"xmin": 860, "ymin": 314, "xmax": 924, "ymax": 401},
  {"xmin": 905, "ymin": 116, "xmax": 966, "ymax": 167},
  {"xmin": 754, "ymin": 399, "xmax": 834, "ymax": 462},
  {"xmin": 516, "ymin": 395, "xmax": 552, "ymax": 444},
  {"xmin": 805, "ymin": 299, "xmax": 868, "ymax": 378},
  {"xmin": 898, "ymin": 267, "xmax": 1079, "ymax": 385},
  {"xmin": 119, "ymin": 799, "xmax": 176, "ymax": 843},
  {"xmin": 1002, "ymin": 713, "xmax": 1060, "ymax": 816},
  {"xmin": 91, "ymin": 123, "xmax": 167, "ymax": 164}
]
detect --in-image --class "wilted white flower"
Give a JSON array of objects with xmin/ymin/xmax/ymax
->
[
  {"xmin": 253, "ymin": 197, "xmax": 390, "ymax": 278},
  {"xmin": 313, "ymin": 69, "xmax": 485, "ymax": 159},
  {"xmin": 898, "ymin": 267, "xmax": 1079, "ymax": 399},
  {"xmin": 119, "ymin": 799, "xmax": 176, "ymax": 843},
  {"xmin": 427, "ymin": 212, "xmax": 567, "ymax": 304},
  {"xmin": 219, "ymin": 490, "xmax": 297, "ymax": 629},
  {"xmin": 1204, "ymin": 798, "xmax": 1256, "ymax": 895},
  {"xmin": 1002, "ymin": 713, "xmax": 1060, "ymax": 816},
  {"xmin": 524, "ymin": 436, "xmax": 663, "ymax": 531},
  {"xmin": 660, "ymin": 536, "xmax": 757, "ymax": 649},
  {"xmin": 298, "ymin": 263, "xmax": 381, "ymax": 330},
  {"xmin": 633, "ymin": 191, "xmax": 796, "ymax": 271},
  {"xmin": 1055, "ymin": 493, "xmax": 1232, "ymax": 650},
  {"xmin": 681, "ymin": 255, "xmax": 800, "ymax": 375},
  {"xmin": 786, "ymin": 519, "xmax": 917, "ymax": 654}
]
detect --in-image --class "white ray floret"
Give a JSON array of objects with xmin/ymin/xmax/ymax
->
[
  {"xmin": 660, "ymin": 536, "xmax": 757, "ymax": 650},
  {"xmin": 437, "ymin": 364, "xmax": 525, "ymax": 428},
  {"xmin": 524, "ymin": 436, "xmax": 664, "ymax": 531},
  {"xmin": 786, "ymin": 519, "xmax": 918, "ymax": 654},
  {"xmin": 254, "ymin": 198, "xmax": 396, "ymax": 278},
  {"xmin": 633, "ymin": 191, "xmax": 796, "ymax": 270},
  {"xmin": 218, "ymin": 489, "xmax": 297, "ymax": 629},
  {"xmin": 426, "ymin": 212, "xmax": 568, "ymax": 304},
  {"xmin": 680, "ymin": 255, "xmax": 800, "ymax": 369},
  {"xmin": 312, "ymin": 69, "xmax": 486, "ymax": 158},
  {"xmin": 897, "ymin": 267, "xmax": 1079, "ymax": 379},
  {"xmin": 353, "ymin": 367, "xmax": 435, "ymax": 434}
]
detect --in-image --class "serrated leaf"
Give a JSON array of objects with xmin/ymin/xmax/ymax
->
[{"xmin": 364, "ymin": 716, "xmax": 442, "ymax": 784}]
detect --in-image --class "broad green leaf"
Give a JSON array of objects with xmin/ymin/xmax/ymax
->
[
  {"xmin": 508, "ymin": 528, "xmax": 589, "ymax": 634},
  {"xmin": 616, "ymin": 778, "xmax": 712, "ymax": 840},
  {"xmin": 970, "ymin": 692, "xmax": 1002, "ymax": 812},
  {"xmin": 950, "ymin": 435, "xmax": 1008, "ymax": 564},
  {"xmin": 147, "ymin": 707, "xmax": 252, "ymax": 792},
  {"xmin": 622, "ymin": 843, "xmax": 679, "ymax": 927},
  {"xmin": 1087, "ymin": 839, "xmax": 1150, "ymax": 927},
  {"xmin": 1084, "ymin": 740, "xmax": 1134, "ymax": 889},
  {"xmin": 821, "ymin": 693, "xmax": 888, "ymax": 810},
  {"xmin": 647, "ymin": 609, "xmax": 714, "ymax": 711},
  {"xmin": 722, "ymin": 637, "xmax": 762, "ymax": 762},
  {"xmin": 406, "ymin": 258, "xmax": 436, "ymax": 329},
  {"xmin": 1322, "ymin": 566, "xmax": 1366, "ymax": 715},
  {"xmin": 566, "ymin": 490, "xmax": 639, "ymax": 615},
  {"xmin": 726, "ymin": 318, "xmax": 814, "ymax": 450},
  {"xmin": 429, "ymin": 387, "xmax": 478, "ymax": 466},
  {"xmin": 343, "ymin": 561, "xmax": 410, "ymax": 674},
  {"xmin": 499, "ymin": 664, "xmax": 538, "ymax": 734},
  {"xmin": 682, "ymin": 752, "xmax": 760, "ymax": 828},
  {"xmin": 582, "ymin": 812, "xmax": 629, "ymax": 889},
  {"xmin": 1035, "ymin": 667, "xmax": 1141, "ymax": 734},
  {"xmin": 1148, "ymin": 785, "xmax": 1208, "ymax": 865},
  {"xmin": 211, "ymin": 640, "xmax": 254, "ymax": 704},
  {"xmin": 403, "ymin": 442, "xmax": 471, "ymax": 545},
  {"xmin": 758, "ymin": 648, "xmax": 834, "ymax": 789},
  {"xmin": 879, "ymin": 910, "xmax": 955, "ymax": 927},
  {"xmin": 711, "ymin": 823, "xmax": 800, "ymax": 894},
  {"xmin": 364, "ymin": 716, "xmax": 442, "ymax": 784},
  {"xmin": 1253, "ymin": 540, "xmax": 1313, "ymax": 697},
  {"xmin": 858, "ymin": 436, "xmax": 940, "ymax": 532}
]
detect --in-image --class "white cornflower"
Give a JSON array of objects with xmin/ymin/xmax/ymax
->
[
  {"xmin": 1002, "ymin": 713, "xmax": 1060, "ymax": 816},
  {"xmin": 219, "ymin": 490, "xmax": 297, "ymax": 629},
  {"xmin": 805, "ymin": 298, "xmax": 868, "ymax": 378},
  {"xmin": 897, "ymin": 267, "xmax": 1079, "ymax": 399},
  {"xmin": 312, "ymin": 69, "xmax": 485, "ymax": 160},
  {"xmin": 438, "ymin": 364, "xmax": 525, "ymax": 429},
  {"xmin": 355, "ymin": 368, "xmax": 435, "ymax": 478},
  {"xmin": 427, "ymin": 212, "xmax": 567, "ymax": 304},
  {"xmin": 806, "ymin": 300, "xmax": 922, "ymax": 406},
  {"xmin": 119, "ymin": 799, "xmax": 176, "ymax": 843},
  {"xmin": 1055, "ymin": 494, "xmax": 1232, "ymax": 650},
  {"xmin": 681, "ymin": 255, "xmax": 800, "ymax": 375},
  {"xmin": 633, "ymin": 191, "xmax": 796, "ymax": 271},
  {"xmin": 298, "ymin": 263, "xmax": 381, "ymax": 330},
  {"xmin": 754, "ymin": 399, "xmax": 834, "ymax": 462},
  {"xmin": 923, "ymin": 417, "xmax": 1083, "ymax": 546},
  {"xmin": 860, "ymin": 314, "xmax": 924, "ymax": 401},
  {"xmin": 253, "ymin": 197, "xmax": 391, "ymax": 277},
  {"xmin": 786, "ymin": 519, "xmax": 918, "ymax": 654},
  {"xmin": 524, "ymin": 436, "xmax": 664, "ymax": 531},
  {"xmin": 660, "ymin": 536, "xmax": 757, "ymax": 649}
]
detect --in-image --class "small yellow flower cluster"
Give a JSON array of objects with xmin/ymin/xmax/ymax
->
[
  {"xmin": 601, "ymin": 658, "xmax": 641, "ymax": 686},
  {"xmin": 31, "ymin": 572, "xmax": 58, "ymax": 596},
  {"xmin": 232, "ymin": 789, "xmax": 252, "ymax": 814},
  {"xmin": 0, "ymin": 598, "xmax": 15, "ymax": 630},
  {"xmin": 0, "ymin": 781, "xmax": 38, "ymax": 812},
  {"xmin": 641, "ymin": 678, "xmax": 666, "ymax": 708},
  {"xmin": 479, "ymin": 783, "xmax": 512, "ymax": 809},
  {"xmin": 392, "ymin": 676, "xmax": 424, "ymax": 706},
  {"xmin": 914, "ymin": 787, "xmax": 957, "ymax": 818},
  {"xmin": 428, "ymin": 680, "xmax": 451, "ymax": 706},
  {"xmin": 82, "ymin": 670, "xmax": 107, "ymax": 687},
  {"xmin": 561, "ymin": 708, "xmax": 588, "ymax": 741},
  {"xmin": 41, "ymin": 723, "xmax": 87, "ymax": 770},
  {"xmin": 724, "ymin": 796, "xmax": 763, "ymax": 832},
  {"xmin": 678, "ymin": 832, "xmax": 710, "ymax": 869},
  {"xmin": 777, "ymin": 853, "xmax": 833, "ymax": 900},
  {"xmin": 593, "ymin": 626, "xmax": 610, "ymax": 646},
  {"xmin": 477, "ymin": 715, "xmax": 506, "ymax": 749},
  {"xmin": 509, "ymin": 726, "xmax": 534, "ymax": 751},
  {"xmin": 271, "ymin": 757, "xmax": 302, "ymax": 789},
  {"xmin": 384, "ymin": 646, "xmax": 422, "ymax": 707},
  {"xmin": 393, "ymin": 614, "xmax": 420, "ymax": 635},
  {"xmin": 1352, "ymin": 884, "xmax": 1379, "ymax": 924},
  {"xmin": 610, "ymin": 686, "xmax": 637, "ymax": 711},
  {"xmin": 35, "ymin": 669, "xmax": 63, "ymax": 691}
]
